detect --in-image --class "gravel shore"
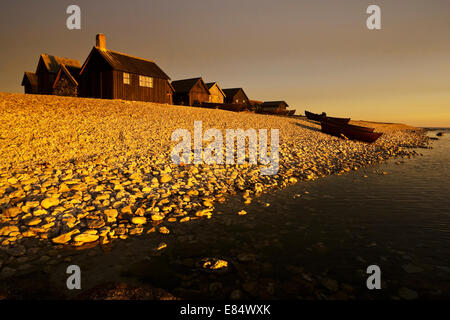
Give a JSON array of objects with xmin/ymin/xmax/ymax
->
[{"xmin": 0, "ymin": 92, "xmax": 429, "ymax": 281}]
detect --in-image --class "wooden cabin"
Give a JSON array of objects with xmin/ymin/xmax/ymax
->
[
  {"xmin": 222, "ymin": 88, "xmax": 249, "ymax": 107},
  {"xmin": 53, "ymin": 65, "xmax": 78, "ymax": 96},
  {"xmin": 35, "ymin": 54, "xmax": 81, "ymax": 95},
  {"xmin": 259, "ymin": 101, "xmax": 291, "ymax": 115},
  {"xmin": 205, "ymin": 82, "xmax": 226, "ymax": 104},
  {"xmin": 78, "ymin": 34, "xmax": 173, "ymax": 103},
  {"xmin": 21, "ymin": 72, "xmax": 38, "ymax": 94},
  {"xmin": 171, "ymin": 77, "xmax": 210, "ymax": 106}
]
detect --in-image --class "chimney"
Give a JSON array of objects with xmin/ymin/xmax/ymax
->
[{"xmin": 96, "ymin": 33, "xmax": 106, "ymax": 50}]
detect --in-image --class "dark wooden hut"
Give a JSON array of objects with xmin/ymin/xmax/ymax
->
[
  {"xmin": 21, "ymin": 72, "xmax": 38, "ymax": 94},
  {"xmin": 222, "ymin": 88, "xmax": 249, "ymax": 107},
  {"xmin": 78, "ymin": 34, "xmax": 173, "ymax": 103},
  {"xmin": 35, "ymin": 54, "xmax": 81, "ymax": 95},
  {"xmin": 259, "ymin": 101, "xmax": 291, "ymax": 115},
  {"xmin": 171, "ymin": 77, "xmax": 210, "ymax": 106}
]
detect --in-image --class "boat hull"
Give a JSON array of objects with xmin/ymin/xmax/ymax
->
[
  {"xmin": 320, "ymin": 121, "xmax": 382, "ymax": 143},
  {"xmin": 305, "ymin": 110, "xmax": 324, "ymax": 121},
  {"xmin": 326, "ymin": 120, "xmax": 375, "ymax": 132}
]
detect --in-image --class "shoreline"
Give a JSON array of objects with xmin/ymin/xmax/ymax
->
[
  {"xmin": 1, "ymin": 150, "xmax": 446, "ymax": 300},
  {"xmin": 0, "ymin": 92, "xmax": 430, "ymax": 296}
]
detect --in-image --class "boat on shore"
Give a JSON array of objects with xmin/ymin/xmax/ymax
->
[
  {"xmin": 305, "ymin": 110, "xmax": 325, "ymax": 121},
  {"xmin": 305, "ymin": 110, "xmax": 350, "ymax": 124},
  {"xmin": 320, "ymin": 120, "xmax": 382, "ymax": 143},
  {"xmin": 328, "ymin": 120, "xmax": 375, "ymax": 133}
]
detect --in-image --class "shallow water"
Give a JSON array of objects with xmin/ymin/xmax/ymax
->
[
  {"xmin": 4, "ymin": 130, "xmax": 449, "ymax": 300},
  {"xmin": 158, "ymin": 128, "xmax": 450, "ymax": 299}
]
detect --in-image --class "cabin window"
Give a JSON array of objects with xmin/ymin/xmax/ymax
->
[
  {"xmin": 123, "ymin": 73, "xmax": 130, "ymax": 85},
  {"xmin": 139, "ymin": 75, "xmax": 153, "ymax": 88},
  {"xmin": 236, "ymin": 99, "xmax": 239, "ymax": 103}
]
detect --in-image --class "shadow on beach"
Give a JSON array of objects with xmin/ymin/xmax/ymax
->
[{"xmin": 292, "ymin": 121, "xmax": 321, "ymax": 132}]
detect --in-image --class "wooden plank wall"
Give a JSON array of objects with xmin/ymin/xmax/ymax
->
[
  {"xmin": 208, "ymin": 85, "xmax": 224, "ymax": 103},
  {"xmin": 189, "ymin": 81, "xmax": 210, "ymax": 106},
  {"xmin": 113, "ymin": 71, "xmax": 171, "ymax": 103},
  {"xmin": 37, "ymin": 71, "xmax": 57, "ymax": 95}
]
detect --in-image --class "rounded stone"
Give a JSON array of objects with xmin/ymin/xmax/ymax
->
[
  {"xmin": 73, "ymin": 233, "xmax": 99, "ymax": 243},
  {"xmin": 131, "ymin": 217, "xmax": 147, "ymax": 225},
  {"xmin": 160, "ymin": 175, "xmax": 172, "ymax": 184},
  {"xmin": 41, "ymin": 198, "xmax": 60, "ymax": 209}
]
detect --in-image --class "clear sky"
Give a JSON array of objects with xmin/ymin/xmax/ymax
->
[{"xmin": 0, "ymin": 0, "xmax": 449, "ymax": 127}]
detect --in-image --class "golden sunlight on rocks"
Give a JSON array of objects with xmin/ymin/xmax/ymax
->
[{"xmin": 0, "ymin": 92, "xmax": 428, "ymax": 261}]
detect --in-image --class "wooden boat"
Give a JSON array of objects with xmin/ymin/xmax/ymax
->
[
  {"xmin": 326, "ymin": 116, "xmax": 350, "ymax": 124},
  {"xmin": 320, "ymin": 120, "xmax": 382, "ymax": 143},
  {"xmin": 305, "ymin": 110, "xmax": 325, "ymax": 121},
  {"xmin": 305, "ymin": 110, "xmax": 350, "ymax": 124},
  {"xmin": 327, "ymin": 120, "xmax": 375, "ymax": 132}
]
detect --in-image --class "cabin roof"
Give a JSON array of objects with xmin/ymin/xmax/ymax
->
[
  {"xmin": 65, "ymin": 65, "xmax": 81, "ymax": 79},
  {"xmin": 39, "ymin": 54, "xmax": 81, "ymax": 74},
  {"xmin": 222, "ymin": 88, "xmax": 250, "ymax": 103},
  {"xmin": 205, "ymin": 82, "xmax": 226, "ymax": 97},
  {"xmin": 22, "ymin": 72, "xmax": 38, "ymax": 87},
  {"xmin": 261, "ymin": 101, "xmax": 288, "ymax": 108},
  {"xmin": 222, "ymin": 88, "xmax": 243, "ymax": 98},
  {"xmin": 92, "ymin": 47, "xmax": 170, "ymax": 80},
  {"xmin": 205, "ymin": 82, "xmax": 216, "ymax": 90},
  {"xmin": 167, "ymin": 81, "xmax": 175, "ymax": 92},
  {"xmin": 171, "ymin": 77, "xmax": 208, "ymax": 93}
]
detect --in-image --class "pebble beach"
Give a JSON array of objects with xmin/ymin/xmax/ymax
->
[{"xmin": 0, "ymin": 92, "xmax": 430, "ymax": 296}]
